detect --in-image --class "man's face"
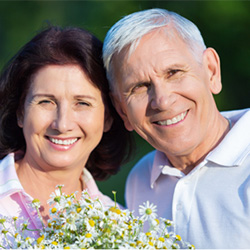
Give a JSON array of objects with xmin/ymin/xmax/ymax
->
[{"xmin": 112, "ymin": 28, "xmax": 222, "ymax": 159}]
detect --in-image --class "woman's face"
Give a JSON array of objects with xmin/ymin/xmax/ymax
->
[{"xmin": 18, "ymin": 64, "xmax": 111, "ymax": 171}]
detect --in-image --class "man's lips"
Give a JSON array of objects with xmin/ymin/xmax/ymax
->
[{"xmin": 154, "ymin": 111, "xmax": 188, "ymax": 126}]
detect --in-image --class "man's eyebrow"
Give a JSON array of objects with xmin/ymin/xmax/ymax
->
[
  {"xmin": 162, "ymin": 63, "xmax": 186, "ymax": 71},
  {"xmin": 124, "ymin": 64, "xmax": 186, "ymax": 88}
]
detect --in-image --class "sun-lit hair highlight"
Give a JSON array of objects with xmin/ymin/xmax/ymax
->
[{"xmin": 103, "ymin": 8, "xmax": 206, "ymax": 94}]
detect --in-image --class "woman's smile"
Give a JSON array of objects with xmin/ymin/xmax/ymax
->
[
  {"xmin": 47, "ymin": 137, "xmax": 79, "ymax": 146},
  {"xmin": 20, "ymin": 64, "xmax": 107, "ymax": 169},
  {"xmin": 46, "ymin": 136, "xmax": 80, "ymax": 151}
]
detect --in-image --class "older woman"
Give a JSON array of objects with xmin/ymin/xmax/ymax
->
[{"xmin": 0, "ymin": 26, "xmax": 133, "ymax": 233}]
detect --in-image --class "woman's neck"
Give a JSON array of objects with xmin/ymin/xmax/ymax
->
[{"xmin": 15, "ymin": 158, "xmax": 84, "ymax": 224}]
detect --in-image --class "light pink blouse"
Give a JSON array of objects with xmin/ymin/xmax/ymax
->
[{"xmin": 0, "ymin": 153, "xmax": 115, "ymax": 244}]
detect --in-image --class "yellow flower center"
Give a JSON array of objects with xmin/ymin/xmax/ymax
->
[
  {"xmin": 85, "ymin": 233, "xmax": 92, "ymax": 238},
  {"xmin": 155, "ymin": 218, "xmax": 160, "ymax": 224},
  {"xmin": 32, "ymin": 199, "xmax": 40, "ymax": 204},
  {"xmin": 89, "ymin": 219, "xmax": 95, "ymax": 227},
  {"xmin": 158, "ymin": 237, "xmax": 165, "ymax": 242},
  {"xmin": 51, "ymin": 207, "xmax": 57, "ymax": 214},
  {"xmin": 148, "ymin": 241, "xmax": 154, "ymax": 246},
  {"xmin": 176, "ymin": 235, "xmax": 182, "ymax": 241},
  {"xmin": 76, "ymin": 207, "xmax": 82, "ymax": 213},
  {"xmin": 145, "ymin": 208, "xmax": 152, "ymax": 215},
  {"xmin": 37, "ymin": 237, "xmax": 44, "ymax": 244}
]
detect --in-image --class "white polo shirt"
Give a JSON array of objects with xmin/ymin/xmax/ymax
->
[{"xmin": 125, "ymin": 108, "xmax": 250, "ymax": 248}]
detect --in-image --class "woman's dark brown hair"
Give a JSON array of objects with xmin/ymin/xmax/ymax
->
[{"xmin": 0, "ymin": 25, "xmax": 134, "ymax": 180}]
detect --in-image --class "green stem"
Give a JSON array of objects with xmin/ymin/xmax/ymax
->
[{"xmin": 112, "ymin": 191, "xmax": 117, "ymax": 208}]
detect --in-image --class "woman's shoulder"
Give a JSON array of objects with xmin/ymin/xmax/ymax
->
[
  {"xmin": 0, "ymin": 153, "xmax": 15, "ymax": 170},
  {"xmin": 82, "ymin": 168, "xmax": 115, "ymax": 207}
]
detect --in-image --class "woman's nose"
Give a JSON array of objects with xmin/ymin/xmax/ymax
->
[{"xmin": 51, "ymin": 104, "xmax": 75, "ymax": 133}]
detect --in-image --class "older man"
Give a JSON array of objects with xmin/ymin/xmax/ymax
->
[{"xmin": 103, "ymin": 8, "xmax": 250, "ymax": 248}]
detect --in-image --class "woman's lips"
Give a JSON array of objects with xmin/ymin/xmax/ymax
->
[{"xmin": 48, "ymin": 137, "xmax": 78, "ymax": 146}]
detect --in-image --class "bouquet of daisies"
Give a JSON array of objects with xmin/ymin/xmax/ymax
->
[{"xmin": 0, "ymin": 185, "xmax": 194, "ymax": 249}]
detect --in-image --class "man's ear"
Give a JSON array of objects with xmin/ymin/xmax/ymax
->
[
  {"xmin": 203, "ymin": 47, "xmax": 222, "ymax": 94},
  {"xmin": 110, "ymin": 92, "xmax": 134, "ymax": 131}
]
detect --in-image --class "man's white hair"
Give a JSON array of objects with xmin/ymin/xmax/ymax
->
[{"xmin": 103, "ymin": 8, "xmax": 206, "ymax": 94}]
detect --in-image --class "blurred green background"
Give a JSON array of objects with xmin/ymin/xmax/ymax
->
[{"xmin": 0, "ymin": 0, "xmax": 249, "ymax": 206}]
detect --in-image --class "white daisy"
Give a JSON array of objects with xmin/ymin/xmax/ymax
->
[
  {"xmin": 139, "ymin": 201, "xmax": 157, "ymax": 221},
  {"xmin": 47, "ymin": 187, "xmax": 64, "ymax": 205}
]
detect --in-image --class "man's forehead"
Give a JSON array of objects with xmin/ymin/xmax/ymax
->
[
  {"xmin": 117, "ymin": 28, "xmax": 186, "ymax": 61},
  {"xmin": 114, "ymin": 31, "xmax": 187, "ymax": 69},
  {"xmin": 110, "ymin": 27, "xmax": 197, "ymax": 94}
]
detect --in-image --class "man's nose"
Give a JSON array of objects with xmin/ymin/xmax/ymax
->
[{"xmin": 150, "ymin": 82, "xmax": 175, "ymax": 110}]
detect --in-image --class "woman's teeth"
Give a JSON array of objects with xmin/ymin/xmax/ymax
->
[
  {"xmin": 157, "ymin": 111, "xmax": 187, "ymax": 126},
  {"xmin": 49, "ymin": 138, "xmax": 78, "ymax": 145}
]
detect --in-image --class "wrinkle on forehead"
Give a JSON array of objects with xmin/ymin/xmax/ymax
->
[{"xmin": 111, "ymin": 26, "xmax": 203, "ymax": 99}]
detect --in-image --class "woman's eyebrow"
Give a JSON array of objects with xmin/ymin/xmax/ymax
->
[{"xmin": 74, "ymin": 95, "xmax": 97, "ymax": 101}]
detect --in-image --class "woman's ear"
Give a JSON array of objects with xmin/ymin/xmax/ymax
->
[
  {"xmin": 103, "ymin": 112, "xmax": 113, "ymax": 132},
  {"xmin": 16, "ymin": 110, "xmax": 24, "ymax": 128},
  {"xmin": 203, "ymin": 47, "xmax": 222, "ymax": 94},
  {"xmin": 109, "ymin": 92, "xmax": 134, "ymax": 132}
]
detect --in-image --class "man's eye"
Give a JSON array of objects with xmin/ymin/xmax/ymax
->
[
  {"xmin": 131, "ymin": 82, "xmax": 151, "ymax": 93},
  {"xmin": 168, "ymin": 69, "xmax": 181, "ymax": 77}
]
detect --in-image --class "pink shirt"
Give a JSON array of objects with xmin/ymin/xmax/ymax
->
[{"xmin": 0, "ymin": 153, "xmax": 115, "ymax": 244}]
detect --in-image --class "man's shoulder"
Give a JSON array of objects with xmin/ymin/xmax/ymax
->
[
  {"xmin": 125, "ymin": 150, "xmax": 157, "ymax": 209},
  {"xmin": 221, "ymin": 108, "xmax": 250, "ymax": 120},
  {"xmin": 127, "ymin": 150, "xmax": 156, "ymax": 179}
]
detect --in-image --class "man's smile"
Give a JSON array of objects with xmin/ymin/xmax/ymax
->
[{"xmin": 155, "ymin": 111, "xmax": 188, "ymax": 126}]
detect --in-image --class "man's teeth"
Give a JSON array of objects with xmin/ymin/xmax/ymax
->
[
  {"xmin": 49, "ymin": 138, "xmax": 78, "ymax": 145},
  {"xmin": 157, "ymin": 111, "xmax": 187, "ymax": 125}
]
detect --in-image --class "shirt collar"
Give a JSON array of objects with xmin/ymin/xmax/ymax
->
[
  {"xmin": 150, "ymin": 108, "xmax": 250, "ymax": 187},
  {"xmin": 150, "ymin": 151, "xmax": 179, "ymax": 188},
  {"xmin": 0, "ymin": 153, "xmax": 102, "ymax": 198},
  {"xmin": 0, "ymin": 153, "xmax": 23, "ymax": 198},
  {"xmin": 207, "ymin": 109, "xmax": 250, "ymax": 166}
]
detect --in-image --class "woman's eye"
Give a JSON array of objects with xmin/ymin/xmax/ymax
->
[
  {"xmin": 38, "ymin": 99, "xmax": 53, "ymax": 105},
  {"xmin": 77, "ymin": 101, "xmax": 90, "ymax": 106}
]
